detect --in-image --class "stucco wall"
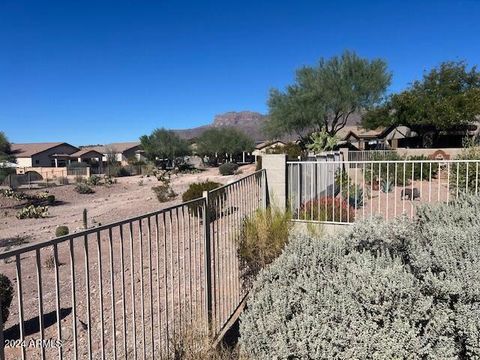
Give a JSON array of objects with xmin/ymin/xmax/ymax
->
[{"xmin": 16, "ymin": 157, "xmax": 32, "ymax": 167}]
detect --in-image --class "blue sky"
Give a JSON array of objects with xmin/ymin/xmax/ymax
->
[{"xmin": 1, "ymin": 0, "xmax": 479, "ymax": 145}]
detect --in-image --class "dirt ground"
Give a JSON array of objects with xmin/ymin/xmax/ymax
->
[{"xmin": 0, "ymin": 164, "xmax": 256, "ymax": 246}]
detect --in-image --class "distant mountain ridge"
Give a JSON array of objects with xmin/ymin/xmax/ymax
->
[{"xmin": 173, "ymin": 111, "xmax": 268, "ymax": 142}]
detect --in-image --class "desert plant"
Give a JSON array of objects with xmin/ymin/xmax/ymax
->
[
  {"xmin": 0, "ymin": 188, "xmax": 27, "ymax": 200},
  {"xmin": 241, "ymin": 196, "xmax": 480, "ymax": 359},
  {"xmin": 306, "ymin": 128, "xmax": 339, "ymax": 153},
  {"xmin": 55, "ymin": 225, "xmax": 69, "ymax": 237},
  {"xmin": 450, "ymin": 146, "xmax": 480, "ymax": 196},
  {"xmin": 116, "ymin": 167, "xmax": 131, "ymax": 177},
  {"xmin": 104, "ymin": 175, "xmax": 116, "ymax": 186},
  {"xmin": 87, "ymin": 175, "xmax": 102, "ymax": 186},
  {"xmin": 152, "ymin": 185, "xmax": 176, "ymax": 203},
  {"xmin": 57, "ymin": 176, "xmax": 69, "ymax": 185},
  {"xmin": 298, "ymin": 196, "xmax": 355, "ymax": 223},
  {"xmin": 44, "ymin": 253, "xmax": 55, "ymax": 270},
  {"xmin": 83, "ymin": 208, "xmax": 88, "ymax": 229},
  {"xmin": 74, "ymin": 175, "xmax": 85, "ymax": 183},
  {"xmin": 0, "ymin": 273, "xmax": 13, "ymax": 324},
  {"xmin": 380, "ymin": 178, "xmax": 394, "ymax": 193},
  {"xmin": 182, "ymin": 181, "xmax": 221, "ymax": 202},
  {"xmin": 74, "ymin": 183, "xmax": 95, "ymax": 194},
  {"xmin": 238, "ymin": 207, "xmax": 292, "ymax": 287},
  {"xmin": 16, "ymin": 205, "xmax": 48, "ymax": 219},
  {"xmin": 219, "ymin": 162, "xmax": 239, "ymax": 176}
]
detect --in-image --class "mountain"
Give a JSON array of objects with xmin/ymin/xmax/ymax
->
[{"xmin": 174, "ymin": 111, "xmax": 268, "ymax": 142}]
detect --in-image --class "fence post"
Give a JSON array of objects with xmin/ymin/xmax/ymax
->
[
  {"xmin": 202, "ymin": 191, "xmax": 213, "ymax": 334},
  {"xmin": 261, "ymin": 170, "xmax": 268, "ymax": 209},
  {"xmin": 262, "ymin": 154, "xmax": 287, "ymax": 211},
  {"xmin": 0, "ymin": 297, "xmax": 4, "ymax": 360}
]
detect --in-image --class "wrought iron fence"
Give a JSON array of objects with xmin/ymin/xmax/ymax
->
[
  {"xmin": 0, "ymin": 170, "xmax": 267, "ymax": 359},
  {"xmin": 287, "ymin": 160, "xmax": 480, "ymax": 224}
]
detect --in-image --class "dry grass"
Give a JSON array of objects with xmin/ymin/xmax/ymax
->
[{"xmin": 238, "ymin": 207, "xmax": 292, "ymax": 287}]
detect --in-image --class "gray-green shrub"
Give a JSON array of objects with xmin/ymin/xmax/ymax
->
[
  {"xmin": 241, "ymin": 196, "xmax": 480, "ymax": 359},
  {"xmin": 219, "ymin": 162, "xmax": 239, "ymax": 176},
  {"xmin": 74, "ymin": 183, "xmax": 94, "ymax": 194},
  {"xmin": 55, "ymin": 225, "xmax": 69, "ymax": 237},
  {"xmin": 0, "ymin": 273, "xmax": 13, "ymax": 324}
]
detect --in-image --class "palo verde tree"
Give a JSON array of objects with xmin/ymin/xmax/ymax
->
[
  {"xmin": 362, "ymin": 61, "xmax": 480, "ymax": 147},
  {"xmin": 140, "ymin": 128, "xmax": 189, "ymax": 161},
  {"xmin": 196, "ymin": 127, "xmax": 254, "ymax": 158},
  {"xmin": 264, "ymin": 51, "xmax": 391, "ymax": 141}
]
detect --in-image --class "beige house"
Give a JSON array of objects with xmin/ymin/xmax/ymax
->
[
  {"xmin": 11, "ymin": 142, "xmax": 80, "ymax": 167},
  {"xmin": 84, "ymin": 142, "xmax": 145, "ymax": 165}
]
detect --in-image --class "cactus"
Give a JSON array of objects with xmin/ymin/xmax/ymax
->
[
  {"xmin": 380, "ymin": 178, "xmax": 394, "ymax": 193},
  {"xmin": 16, "ymin": 205, "xmax": 48, "ymax": 219},
  {"xmin": 83, "ymin": 208, "xmax": 88, "ymax": 229}
]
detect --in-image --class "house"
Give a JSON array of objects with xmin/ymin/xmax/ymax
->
[
  {"xmin": 340, "ymin": 125, "xmax": 417, "ymax": 150},
  {"xmin": 83, "ymin": 142, "xmax": 145, "ymax": 165},
  {"xmin": 11, "ymin": 142, "xmax": 80, "ymax": 167},
  {"xmin": 252, "ymin": 140, "xmax": 287, "ymax": 157}
]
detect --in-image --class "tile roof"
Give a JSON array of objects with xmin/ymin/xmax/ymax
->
[{"xmin": 11, "ymin": 143, "xmax": 78, "ymax": 157}]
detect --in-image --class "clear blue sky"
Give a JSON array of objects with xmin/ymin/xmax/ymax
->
[{"xmin": 1, "ymin": 0, "xmax": 479, "ymax": 145}]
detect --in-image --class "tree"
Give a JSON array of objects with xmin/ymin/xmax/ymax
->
[
  {"xmin": 140, "ymin": 128, "xmax": 189, "ymax": 160},
  {"xmin": 362, "ymin": 61, "xmax": 480, "ymax": 146},
  {"xmin": 196, "ymin": 127, "xmax": 254, "ymax": 158},
  {"xmin": 0, "ymin": 131, "xmax": 14, "ymax": 162},
  {"xmin": 264, "ymin": 51, "xmax": 391, "ymax": 140}
]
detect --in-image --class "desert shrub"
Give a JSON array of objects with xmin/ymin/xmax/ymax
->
[
  {"xmin": 116, "ymin": 167, "xmax": 131, "ymax": 177},
  {"xmin": 219, "ymin": 162, "xmax": 239, "ymax": 176},
  {"xmin": 0, "ymin": 188, "xmax": 27, "ymax": 200},
  {"xmin": 298, "ymin": 196, "xmax": 355, "ymax": 222},
  {"xmin": 44, "ymin": 253, "xmax": 55, "ymax": 270},
  {"xmin": 55, "ymin": 225, "xmax": 69, "ymax": 237},
  {"xmin": 104, "ymin": 175, "xmax": 116, "ymax": 186},
  {"xmin": 152, "ymin": 185, "xmax": 176, "ymax": 203},
  {"xmin": 57, "ymin": 176, "xmax": 69, "ymax": 185},
  {"xmin": 255, "ymin": 156, "xmax": 262, "ymax": 171},
  {"xmin": 0, "ymin": 273, "xmax": 13, "ymax": 324},
  {"xmin": 74, "ymin": 175, "xmax": 85, "ymax": 183},
  {"xmin": 239, "ymin": 207, "xmax": 292, "ymax": 287},
  {"xmin": 363, "ymin": 153, "xmax": 439, "ymax": 187},
  {"xmin": 241, "ymin": 196, "xmax": 480, "ymax": 359},
  {"xmin": 87, "ymin": 175, "xmax": 102, "ymax": 186},
  {"xmin": 450, "ymin": 146, "xmax": 480, "ymax": 196},
  {"xmin": 16, "ymin": 205, "xmax": 48, "ymax": 219},
  {"xmin": 380, "ymin": 178, "xmax": 394, "ymax": 193},
  {"xmin": 182, "ymin": 181, "xmax": 221, "ymax": 202},
  {"xmin": 74, "ymin": 183, "xmax": 95, "ymax": 194}
]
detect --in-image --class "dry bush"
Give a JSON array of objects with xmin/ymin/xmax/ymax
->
[
  {"xmin": 238, "ymin": 207, "xmax": 292, "ymax": 287},
  {"xmin": 169, "ymin": 325, "xmax": 238, "ymax": 360}
]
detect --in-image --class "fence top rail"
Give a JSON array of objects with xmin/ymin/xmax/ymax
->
[
  {"xmin": 287, "ymin": 159, "xmax": 480, "ymax": 165},
  {"xmin": 209, "ymin": 169, "xmax": 265, "ymax": 193},
  {"xmin": 0, "ymin": 196, "xmax": 205, "ymax": 260}
]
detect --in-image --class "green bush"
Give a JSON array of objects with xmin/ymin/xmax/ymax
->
[
  {"xmin": 74, "ymin": 183, "xmax": 95, "ymax": 194},
  {"xmin": 55, "ymin": 225, "xmax": 69, "ymax": 237},
  {"xmin": 266, "ymin": 142, "xmax": 303, "ymax": 160},
  {"xmin": 46, "ymin": 194, "xmax": 56, "ymax": 205},
  {"xmin": 0, "ymin": 273, "xmax": 13, "ymax": 324},
  {"xmin": 16, "ymin": 205, "xmax": 48, "ymax": 219},
  {"xmin": 182, "ymin": 181, "xmax": 221, "ymax": 202},
  {"xmin": 152, "ymin": 185, "xmax": 176, "ymax": 203},
  {"xmin": 450, "ymin": 146, "xmax": 480, "ymax": 196},
  {"xmin": 219, "ymin": 162, "xmax": 239, "ymax": 176},
  {"xmin": 239, "ymin": 207, "xmax": 292, "ymax": 287},
  {"xmin": 241, "ymin": 196, "xmax": 480, "ymax": 358},
  {"xmin": 363, "ymin": 153, "xmax": 439, "ymax": 186}
]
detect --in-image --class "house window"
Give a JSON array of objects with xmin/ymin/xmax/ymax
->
[{"xmin": 35, "ymin": 160, "xmax": 40, "ymax": 165}]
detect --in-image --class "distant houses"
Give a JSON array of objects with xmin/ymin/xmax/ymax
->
[{"xmin": 10, "ymin": 141, "xmax": 145, "ymax": 169}]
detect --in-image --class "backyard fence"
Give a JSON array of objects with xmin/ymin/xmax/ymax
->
[
  {"xmin": 347, "ymin": 150, "xmax": 397, "ymax": 164},
  {"xmin": 287, "ymin": 159, "xmax": 480, "ymax": 224},
  {"xmin": 0, "ymin": 170, "xmax": 267, "ymax": 360}
]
